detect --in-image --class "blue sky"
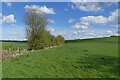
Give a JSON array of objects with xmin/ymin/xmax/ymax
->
[{"xmin": 1, "ymin": 2, "xmax": 119, "ymax": 40}]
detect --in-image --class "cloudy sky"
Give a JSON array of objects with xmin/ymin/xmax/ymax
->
[{"xmin": 0, "ymin": 2, "xmax": 119, "ymax": 40}]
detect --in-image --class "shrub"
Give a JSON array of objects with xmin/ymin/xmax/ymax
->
[
  {"xmin": 56, "ymin": 35, "xmax": 65, "ymax": 45},
  {"xmin": 4, "ymin": 44, "xmax": 17, "ymax": 52},
  {"xmin": 55, "ymin": 37, "xmax": 60, "ymax": 46},
  {"xmin": 51, "ymin": 35, "xmax": 56, "ymax": 46}
]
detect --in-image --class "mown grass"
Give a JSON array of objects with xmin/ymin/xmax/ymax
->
[{"xmin": 2, "ymin": 37, "xmax": 119, "ymax": 78}]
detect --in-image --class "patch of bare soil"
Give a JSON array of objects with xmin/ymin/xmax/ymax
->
[
  {"xmin": 44, "ymin": 46, "xmax": 58, "ymax": 49},
  {"xmin": 2, "ymin": 51, "xmax": 23, "ymax": 60},
  {"xmin": 1, "ymin": 46, "xmax": 58, "ymax": 60}
]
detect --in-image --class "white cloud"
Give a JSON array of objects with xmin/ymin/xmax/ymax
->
[
  {"xmin": 0, "ymin": 13, "xmax": 2, "ymax": 17},
  {"xmin": 70, "ymin": 0, "xmax": 119, "ymax": 2},
  {"xmin": 105, "ymin": 30, "xmax": 119, "ymax": 36},
  {"xmin": 71, "ymin": 5, "xmax": 75, "ymax": 9},
  {"xmin": 106, "ymin": 31, "xmax": 114, "ymax": 35},
  {"xmin": 24, "ymin": 5, "xmax": 56, "ymax": 14},
  {"xmin": 9, "ymin": 32, "xmax": 16, "ymax": 35},
  {"xmin": 71, "ymin": 2, "xmax": 103, "ymax": 12},
  {"xmin": 88, "ymin": 32, "xmax": 95, "ymax": 36},
  {"xmin": 113, "ymin": 33, "xmax": 119, "ymax": 36},
  {"xmin": 73, "ymin": 30, "xmax": 86, "ymax": 35},
  {"xmin": 71, "ymin": 1, "xmax": 117, "ymax": 12},
  {"xmin": 47, "ymin": 19, "xmax": 55, "ymax": 23},
  {"xmin": 64, "ymin": 8, "xmax": 69, "ymax": 11},
  {"xmin": 11, "ymin": 24, "xmax": 18, "ymax": 27},
  {"xmin": 60, "ymin": 29, "xmax": 118, "ymax": 40},
  {"xmin": 80, "ymin": 16, "xmax": 108, "ymax": 25},
  {"xmin": 111, "ymin": 24, "xmax": 119, "ymax": 28},
  {"xmin": 80, "ymin": 3, "xmax": 102, "ymax": 12},
  {"xmin": 68, "ymin": 19, "xmax": 75, "ymax": 23},
  {"xmin": 0, "ymin": 20, "xmax": 2, "ymax": 24},
  {"xmin": 1, "ymin": 0, "xmax": 119, "ymax": 2},
  {"xmin": 63, "ymin": 30, "xmax": 98, "ymax": 40},
  {"xmin": 73, "ymin": 30, "xmax": 95, "ymax": 36},
  {"xmin": 6, "ymin": 2, "xmax": 12, "ymax": 7},
  {"xmin": 108, "ymin": 9, "xmax": 118, "ymax": 24},
  {"xmin": 73, "ymin": 32, "xmax": 78, "ymax": 35},
  {"xmin": 69, "ymin": 8, "xmax": 118, "ymax": 39},
  {"xmin": 78, "ymin": 9, "xmax": 119, "ymax": 28},
  {"xmin": 2, "ymin": 14, "xmax": 16, "ymax": 24},
  {"xmin": 80, "ymin": 21, "xmax": 89, "ymax": 26},
  {"xmin": 48, "ymin": 28, "xmax": 55, "ymax": 33},
  {"xmin": 104, "ymin": 2, "xmax": 114, "ymax": 7},
  {"xmin": 50, "ymin": 28, "xmax": 55, "ymax": 32},
  {"xmin": 71, "ymin": 23, "xmax": 88, "ymax": 29},
  {"xmin": 2, "ymin": 0, "xmax": 28, "ymax": 2},
  {"xmin": 78, "ymin": 30, "xmax": 85, "ymax": 33}
]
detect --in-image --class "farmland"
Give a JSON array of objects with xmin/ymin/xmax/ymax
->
[{"xmin": 2, "ymin": 37, "xmax": 119, "ymax": 78}]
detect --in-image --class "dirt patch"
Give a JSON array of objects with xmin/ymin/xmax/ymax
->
[
  {"xmin": 1, "ymin": 51, "xmax": 23, "ymax": 60},
  {"xmin": 1, "ymin": 46, "xmax": 58, "ymax": 60},
  {"xmin": 44, "ymin": 46, "xmax": 58, "ymax": 50}
]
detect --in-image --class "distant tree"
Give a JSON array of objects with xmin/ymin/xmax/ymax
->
[
  {"xmin": 23, "ymin": 10, "xmax": 49, "ymax": 49},
  {"xmin": 56, "ymin": 35, "xmax": 65, "ymax": 45},
  {"xmin": 55, "ymin": 37, "xmax": 60, "ymax": 46}
]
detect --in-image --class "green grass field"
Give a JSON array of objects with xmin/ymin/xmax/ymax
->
[
  {"xmin": 2, "ymin": 37, "xmax": 119, "ymax": 78},
  {"xmin": 2, "ymin": 42, "xmax": 28, "ymax": 50}
]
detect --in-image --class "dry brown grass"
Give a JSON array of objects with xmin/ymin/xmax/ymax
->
[
  {"xmin": 2, "ymin": 51, "xmax": 23, "ymax": 60},
  {"xmin": 1, "ymin": 46, "xmax": 58, "ymax": 60}
]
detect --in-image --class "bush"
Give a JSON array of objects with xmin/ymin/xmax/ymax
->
[
  {"xmin": 55, "ymin": 37, "xmax": 60, "ymax": 46},
  {"xmin": 4, "ymin": 44, "xmax": 17, "ymax": 51},
  {"xmin": 51, "ymin": 35, "xmax": 56, "ymax": 46},
  {"xmin": 56, "ymin": 35, "xmax": 65, "ymax": 45}
]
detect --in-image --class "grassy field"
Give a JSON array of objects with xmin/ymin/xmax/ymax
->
[
  {"xmin": 2, "ymin": 42, "xmax": 28, "ymax": 50},
  {"xmin": 2, "ymin": 37, "xmax": 119, "ymax": 78}
]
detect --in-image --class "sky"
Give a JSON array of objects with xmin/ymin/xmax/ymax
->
[{"xmin": 0, "ymin": 1, "xmax": 119, "ymax": 40}]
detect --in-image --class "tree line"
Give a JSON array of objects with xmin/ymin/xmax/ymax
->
[{"xmin": 23, "ymin": 10, "xmax": 65, "ymax": 50}]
